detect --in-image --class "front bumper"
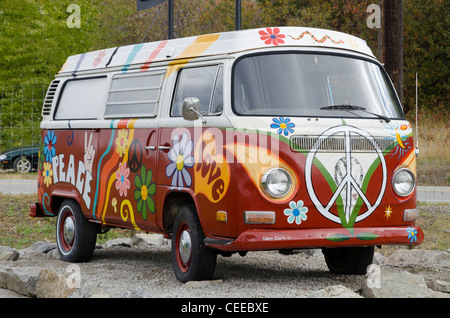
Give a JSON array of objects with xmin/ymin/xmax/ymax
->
[{"xmin": 205, "ymin": 226, "xmax": 424, "ymax": 251}]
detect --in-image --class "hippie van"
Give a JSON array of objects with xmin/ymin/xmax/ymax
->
[{"xmin": 30, "ymin": 27, "xmax": 423, "ymax": 282}]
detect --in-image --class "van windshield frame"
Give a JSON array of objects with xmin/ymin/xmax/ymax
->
[{"xmin": 231, "ymin": 51, "xmax": 405, "ymax": 120}]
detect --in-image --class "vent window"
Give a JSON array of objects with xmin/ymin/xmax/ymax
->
[{"xmin": 105, "ymin": 71, "xmax": 165, "ymax": 118}]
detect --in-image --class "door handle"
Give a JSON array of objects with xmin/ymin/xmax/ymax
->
[
  {"xmin": 144, "ymin": 146, "xmax": 156, "ymax": 150},
  {"xmin": 158, "ymin": 146, "xmax": 171, "ymax": 150}
]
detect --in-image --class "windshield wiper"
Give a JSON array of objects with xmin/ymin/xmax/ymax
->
[{"xmin": 320, "ymin": 105, "xmax": 391, "ymax": 123}]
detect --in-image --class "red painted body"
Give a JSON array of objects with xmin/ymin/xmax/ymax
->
[{"xmin": 32, "ymin": 122, "xmax": 423, "ymax": 251}]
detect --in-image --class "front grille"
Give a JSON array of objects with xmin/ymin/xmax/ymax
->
[{"xmin": 290, "ymin": 135, "xmax": 394, "ymax": 153}]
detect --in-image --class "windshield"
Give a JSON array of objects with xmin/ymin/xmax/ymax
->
[{"xmin": 232, "ymin": 52, "xmax": 404, "ymax": 119}]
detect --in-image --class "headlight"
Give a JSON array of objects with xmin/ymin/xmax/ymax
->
[
  {"xmin": 261, "ymin": 168, "xmax": 292, "ymax": 198},
  {"xmin": 392, "ymin": 168, "xmax": 415, "ymax": 197},
  {"xmin": 0, "ymin": 155, "xmax": 6, "ymax": 160}
]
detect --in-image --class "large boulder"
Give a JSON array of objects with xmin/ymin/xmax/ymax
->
[
  {"xmin": 363, "ymin": 267, "xmax": 434, "ymax": 298},
  {"xmin": 35, "ymin": 268, "xmax": 76, "ymax": 298}
]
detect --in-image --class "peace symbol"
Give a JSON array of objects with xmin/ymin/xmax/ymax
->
[
  {"xmin": 128, "ymin": 140, "xmax": 142, "ymax": 173},
  {"xmin": 305, "ymin": 125, "xmax": 387, "ymax": 225}
]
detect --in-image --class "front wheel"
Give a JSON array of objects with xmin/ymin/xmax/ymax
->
[
  {"xmin": 322, "ymin": 246, "xmax": 374, "ymax": 275},
  {"xmin": 171, "ymin": 205, "xmax": 217, "ymax": 283},
  {"xmin": 13, "ymin": 157, "xmax": 32, "ymax": 173},
  {"xmin": 56, "ymin": 199, "xmax": 97, "ymax": 262}
]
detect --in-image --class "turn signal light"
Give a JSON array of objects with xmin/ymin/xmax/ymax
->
[{"xmin": 244, "ymin": 211, "xmax": 275, "ymax": 224}]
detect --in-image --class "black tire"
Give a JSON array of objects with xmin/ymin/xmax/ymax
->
[
  {"xmin": 171, "ymin": 205, "xmax": 217, "ymax": 283},
  {"xmin": 322, "ymin": 246, "xmax": 374, "ymax": 275},
  {"xmin": 13, "ymin": 157, "xmax": 32, "ymax": 173},
  {"xmin": 56, "ymin": 199, "xmax": 97, "ymax": 262}
]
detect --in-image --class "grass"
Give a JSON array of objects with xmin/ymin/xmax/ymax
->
[
  {"xmin": 409, "ymin": 110, "xmax": 450, "ymax": 187},
  {"xmin": 416, "ymin": 204, "xmax": 449, "ymax": 251}
]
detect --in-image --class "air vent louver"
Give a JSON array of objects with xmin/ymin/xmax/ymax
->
[{"xmin": 42, "ymin": 80, "xmax": 60, "ymax": 116}]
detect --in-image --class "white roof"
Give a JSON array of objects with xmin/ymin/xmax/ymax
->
[{"xmin": 58, "ymin": 26, "xmax": 374, "ymax": 75}]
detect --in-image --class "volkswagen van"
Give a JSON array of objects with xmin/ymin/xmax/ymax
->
[{"xmin": 30, "ymin": 27, "xmax": 423, "ymax": 282}]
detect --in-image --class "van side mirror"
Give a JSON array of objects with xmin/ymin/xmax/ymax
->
[{"xmin": 182, "ymin": 97, "xmax": 206, "ymax": 123}]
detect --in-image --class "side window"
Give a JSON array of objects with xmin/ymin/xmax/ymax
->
[
  {"xmin": 55, "ymin": 77, "xmax": 107, "ymax": 120},
  {"xmin": 171, "ymin": 65, "xmax": 223, "ymax": 117},
  {"xmin": 105, "ymin": 71, "xmax": 165, "ymax": 118}
]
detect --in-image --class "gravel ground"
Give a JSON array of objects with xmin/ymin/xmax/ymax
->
[{"xmin": 4, "ymin": 245, "xmax": 367, "ymax": 298}]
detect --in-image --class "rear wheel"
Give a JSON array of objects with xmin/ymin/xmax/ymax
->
[
  {"xmin": 322, "ymin": 246, "xmax": 374, "ymax": 275},
  {"xmin": 56, "ymin": 199, "xmax": 97, "ymax": 262},
  {"xmin": 171, "ymin": 205, "xmax": 217, "ymax": 283}
]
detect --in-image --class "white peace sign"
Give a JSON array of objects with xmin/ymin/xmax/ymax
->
[{"xmin": 305, "ymin": 125, "xmax": 387, "ymax": 225}]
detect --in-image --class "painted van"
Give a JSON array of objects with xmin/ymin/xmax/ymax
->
[{"xmin": 30, "ymin": 27, "xmax": 423, "ymax": 282}]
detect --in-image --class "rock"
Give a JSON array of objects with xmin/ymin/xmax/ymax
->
[
  {"xmin": 101, "ymin": 238, "xmax": 133, "ymax": 249},
  {"xmin": 0, "ymin": 287, "xmax": 29, "ymax": 298},
  {"xmin": 18, "ymin": 241, "xmax": 57, "ymax": 260},
  {"xmin": 385, "ymin": 249, "xmax": 450, "ymax": 268},
  {"xmin": 373, "ymin": 252, "xmax": 386, "ymax": 265},
  {"xmin": 427, "ymin": 279, "xmax": 450, "ymax": 293},
  {"xmin": 68, "ymin": 282, "xmax": 103, "ymax": 298},
  {"xmin": 434, "ymin": 280, "xmax": 450, "ymax": 293},
  {"xmin": 35, "ymin": 269, "xmax": 76, "ymax": 298},
  {"xmin": 132, "ymin": 233, "xmax": 168, "ymax": 247},
  {"xmin": 430, "ymin": 290, "xmax": 450, "ymax": 298},
  {"xmin": 0, "ymin": 266, "xmax": 43, "ymax": 297},
  {"xmin": 310, "ymin": 285, "xmax": 362, "ymax": 298},
  {"xmin": 362, "ymin": 270, "xmax": 434, "ymax": 298},
  {"xmin": 0, "ymin": 246, "xmax": 19, "ymax": 261}
]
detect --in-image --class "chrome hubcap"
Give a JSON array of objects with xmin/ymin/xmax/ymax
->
[
  {"xmin": 179, "ymin": 230, "xmax": 192, "ymax": 264},
  {"xmin": 63, "ymin": 217, "xmax": 75, "ymax": 245}
]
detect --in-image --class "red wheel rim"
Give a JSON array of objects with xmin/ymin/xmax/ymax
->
[
  {"xmin": 175, "ymin": 222, "xmax": 192, "ymax": 273},
  {"xmin": 59, "ymin": 208, "xmax": 75, "ymax": 252}
]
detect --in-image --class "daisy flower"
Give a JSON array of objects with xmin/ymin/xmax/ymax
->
[
  {"xmin": 284, "ymin": 200, "xmax": 308, "ymax": 225},
  {"xmin": 115, "ymin": 162, "xmax": 130, "ymax": 196},
  {"xmin": 165, "ymin": 133, "xmax": 194, "ymax": 187},
  {"xmin": 259, "ymin": 27, "xmax": 286, "ymax": 46}
]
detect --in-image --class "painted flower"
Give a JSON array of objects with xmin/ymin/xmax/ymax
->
[
  {"xmin": 37, "ymin": 170, "xmax": 44, "ymax": 202},
  {"xmin": 38, "ymin": 140, "xmax": 45, "ymax": 170},
  {"xmin": 115, "ymin": 162, "xmax": 130, "ymax": 197},
  {"xmin": 44, "ymin": 130, "xmax": 57, "ymax": 162},
  {"xmin": 271, "ymin": 117, "xmax": 295, "ymax": 136},
  {"xmin": 259, "ymin": 27, "xmax": 285, "ymax": 46},
  {"xmin": 93, "ymin": 50, "xmax": 106, "ymax": 67},
  {"xmin": 166, "ymin": 133, "xmax": 194, "ymax": 187},
  {"xmin": 134, "ymin": 165, "xmax": 156, "ymax": 220},
  {"xmin": 407, "ymin": 227, "xmax": 418, "ymax": 243},
  {"xmin": 284, "ymin": 200, "xmax": 308, "ymax": 225},
  {"xmin": 116, "ymin": 129, "xmax": 128, "ymax": 157},
  {"xmin": 42, "ymin": 162, "xmax": 53, "ymax": 187}
]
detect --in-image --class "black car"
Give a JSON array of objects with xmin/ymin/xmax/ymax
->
[{"xmin": 0, "ymin": 144, "xmax": 39, "ymax": 173}]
